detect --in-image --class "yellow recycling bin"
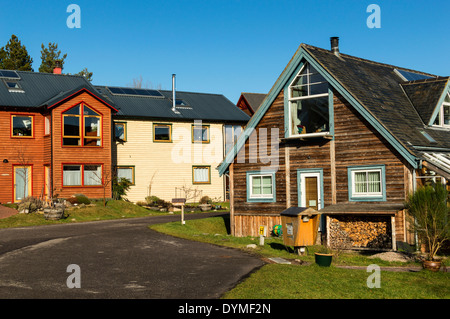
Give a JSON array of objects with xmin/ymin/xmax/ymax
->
[{"xmin": 281, "ymin": 207, "xmax": 320, "ymax": 251}]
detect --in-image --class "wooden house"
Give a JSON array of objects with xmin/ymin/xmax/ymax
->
[
  {"xmin": 236, "ymin": 92, "xmax": 267, "ymax": 116},
  {"xmin": 218, "ymin": 38, "xmax": 450, "ymax": 250},
  {"xmin": 0, "ymin": 68, "xmax": 117, "ymax": 203},
  {"xmin": 95, "ymin": 80, "xmax": 249, "ymax": 203}
]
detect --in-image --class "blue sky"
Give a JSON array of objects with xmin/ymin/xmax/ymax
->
[{"xmin": 1, "ymin": 0, "xmax": 449, "ymax": 104}]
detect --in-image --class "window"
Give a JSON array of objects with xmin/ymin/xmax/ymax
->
[
  {"xmin": 288, "ymin": 62, "xmax": 330, "ymax": 137},
  {"xmin": 4, "ymin": 80, "xmax": 24, "ymax": 92},
  {"xmin": 115, "ymin": 122, "xmax": 127, "ymax": 141},
  {"xmin": 193, "ymin": 166, "xmax": 211, "ymax": 184},
  {"xmin": 63, "ymin": 164, "xmax": 102, "ymax": 186},
  {"xmin": 44, "ymin": 116, "xmax": 50, "ymax": 135},
  {"xmin": 192, "ymin": 124, "xmax": 210, "ymax": 143},
  {"xmin": 246, "ymin": 171, "xmax": 276, "ymax": 202},
  {"xmin": 224, "ymin": 125, "xmax": 243, "ymax": 153},
  {"xmin": 117, "ymin": 166, "xmax": 135, "ymax": 185},
  {"xmin": 153, "ymin": 123, "xmax": 172, "ymax": 142},
  {"xmin": 433, "ymin": 93, "xmax": 450, "ymax": 128},
  {"xmin": 11, "ymin": 115, "xmax": 33, "ymax": 137},
  {"xmin": 348, "ymin": 165, "xmax": 386, "ymax": 201},
  {"xmin": 62, "ymin": 104, "xmax": 102, "ymax": 146}
]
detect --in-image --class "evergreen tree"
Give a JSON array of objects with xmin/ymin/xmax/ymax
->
[
  {"xmin": 39, "ymin": 42, "xmax": 67, "ymax": 73},
  {"xmin": 76, "ymin": 67, "xmax": 93, "ymax": 82},
  {"xmin": 0, "ymin": 34, "xmax": 33, "ymax": 71}
]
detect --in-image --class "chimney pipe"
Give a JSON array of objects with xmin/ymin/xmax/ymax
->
[
  {"xmin": 330, "ymin": 37, "xmax": 339, "ymax": 56},
  {"xmin": 172, "ymin": 74, "xmax": 176, "ymax": 111},
  {"xmin": 53, "ymin": 60, "xmax": 62, "ymax": 74}
]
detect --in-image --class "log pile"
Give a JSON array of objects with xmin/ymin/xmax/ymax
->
[{"xmin": 329, "ymin": 215, "xmax": 392, "ymax": 249}]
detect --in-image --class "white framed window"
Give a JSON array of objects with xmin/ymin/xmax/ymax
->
[
  {"xmin": 433, "ymin": 92, "xmax": 450, "ymax": 128},
  {"xmin": 246, "ymin": 171, "xmax": 276, "ymax": 202},
  {"xmin": 288, "ymin": 62, "xmax": 330, "ymax": 138},
  {"xmin": 193, "ymin": 166, "xmax": 211, "ymax": 184},
  {"xmin": 348, "ymin": 165, "xmax": 386, "ymax": 201}
]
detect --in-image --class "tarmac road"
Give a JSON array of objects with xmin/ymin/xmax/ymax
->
[{"xmin": 0, "ymin": 212, "xmax": 265, "ymax": 299}]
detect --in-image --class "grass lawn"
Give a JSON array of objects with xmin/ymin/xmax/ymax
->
[
  {"xmin": 0, "ymin": 200, "xmax": 166, "ymax": 228},
  {"xmin": 150, "ymin": 215, "xmax": 450, "ymax": 299}
]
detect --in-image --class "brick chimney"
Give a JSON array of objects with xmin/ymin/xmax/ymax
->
[{"xmin": 53, "ymin": 60, "xmax": 62, "ymax": 74}]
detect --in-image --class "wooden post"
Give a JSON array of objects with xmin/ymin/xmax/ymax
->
[
  {"xmin": 285, "ymin": 146, "xmax": 291, "ymax": 208},
  {"xmin": 229, "ymin": 163, "xmax": 235, "ymax": 236},
  {"xmin": 391, "ymin": 216, "xmax": 397, "ymax": 251},
  {"xmin": 171, "ymin": 198, "xmax": 186, "ymax": 225},
  {"xmin": 330, "ymin": 139, "xmax": 336, "ymax": 205}
]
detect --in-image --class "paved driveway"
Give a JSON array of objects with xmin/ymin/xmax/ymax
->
[{"xmin": 0, "ymin": 213, "xmax": 264, "ymax": 299}]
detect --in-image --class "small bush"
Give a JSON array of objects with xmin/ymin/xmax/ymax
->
[
  {"xmin": 18, "ymin": 196, "xmax": 43, "ymax": 214},
  {"xmin": 136, "ymin": 201, "xmax": 147, "ymax": 207},
  {"xmin": 68, "ymin": 194, "xmax": 91, "ymax": 205},
  {"xmin": 199, "ymin": 196, "xmax": 211, "ymax": 204},
  {"xmin": 145, "ymin": 196, "xmax": 161, "ymax": 205}
]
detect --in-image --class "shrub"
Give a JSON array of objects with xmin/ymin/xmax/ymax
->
[
  {"xmin": 405, "ymin": 182, "xmax": 450, "ymax": 261},
  {"xmin": 199, "ymin": 196, "xmax": 211, "ymax": 205},
  {"xmin": 72, "ymin": 194, "xmax": 91, "ymax": 205},
  {"xmin": 136, "ymin": 201, "xmax": 147, "ymax": 207},
  {"xmin": 113, "ymin": 177, "xmax": 132, "ymax": 200},
  {"xmin": 18, "ymin": 196, "xmax": 43, "ymax": 214},
  {"xmin": 145, "ymin": 196, "xmax": 161, "ymax": 206}
]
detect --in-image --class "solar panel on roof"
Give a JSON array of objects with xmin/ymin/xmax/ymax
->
[
  {"xmin": 107, "ymin": 86, "xmax": 163, "ymax": 97},
  {"xmin": 395, "ymin": 69, "xmax": 433, "ymax": 81},
  {"xmin": 0, "ymin": 70, "xmax": 20, "ymax": 79}
]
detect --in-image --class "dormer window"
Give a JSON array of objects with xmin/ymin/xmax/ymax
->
[
  {"xmin": 433, "ymin": 92, "xmax": 450, "ymax": 128},
  {"xmin": 288, "ymin": 62, "xmax": 330, "ymax": 138}
]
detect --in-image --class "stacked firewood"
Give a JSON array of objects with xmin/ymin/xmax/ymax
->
[{"xmin": 329, "ymin": 215, "xmax": 392, "ymax": 249}]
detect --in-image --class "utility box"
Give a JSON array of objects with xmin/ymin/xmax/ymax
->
[{"xmin": 281, "ymin": 207, "xmax": 320, "ymax": 248}]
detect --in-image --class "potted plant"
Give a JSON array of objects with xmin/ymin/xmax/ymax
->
[
  {"xmin": 405, "ymin": 183, "xmax": 449, "ymax": 272},
  {"xmin": 198, "ymin": 196, "xmax": 212, "ymax": 211},
  {"xmin": 314, "ymin": 245, "xmax": 333, "ymax": 267}
]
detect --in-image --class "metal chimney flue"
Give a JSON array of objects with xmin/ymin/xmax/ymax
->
[
  {"xmin": 172, "ymin": 74, "xmax": 176, "ymax": 111},
  {"xmin": 330, "ymin": 37, "xmax": 339, "ymax": 56}
]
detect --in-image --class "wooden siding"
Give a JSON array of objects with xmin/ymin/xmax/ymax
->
[
  {"xmin": 0, "ymin": 111, "xmax": 46, "ymax": 203},
  {"xmin": 114, "ymin": 120, "xmax": 226, "ymax": 203},
  {"xmin": 231, "ymin": 88, "xmax": 412, "ymax": 241},
  {"xmin": 51, "ymin": 92, "xmax": 113, "ymax": 199}
]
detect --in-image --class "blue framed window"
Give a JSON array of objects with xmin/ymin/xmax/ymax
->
[
  {"xmin": 246, "ymin": 171, "xmax": 276, "ymax": 202},
  {"xmin": 347, "ymin": 165, "xmax": 386, "ymax": 202}
]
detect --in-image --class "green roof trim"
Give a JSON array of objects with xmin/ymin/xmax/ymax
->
[{"xmin": 428, "ymin": 79, "xmax": 450, "ymax": 126}]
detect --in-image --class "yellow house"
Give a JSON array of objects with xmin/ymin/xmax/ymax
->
[{"xmin": 95, "ymin": 84, "xmax": 249, "ymax": 203}]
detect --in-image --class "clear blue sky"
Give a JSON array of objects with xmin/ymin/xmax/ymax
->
[{"xmin": 1, "ymin": 0, "xmax": 449, "ymax": 104}]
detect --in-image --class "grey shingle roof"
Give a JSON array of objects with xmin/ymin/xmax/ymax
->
[
  {"xmin": 241, "ymin": 92, "xmax": 267, "ymax": 113},
  {"xmin": 0, "ymin": 70, "xmax": 93, "ymax": 108},
  {"xmin": 302, "ymin": 44, "xmax": 450, "ymax": 154},
  {"xmin": 96, "ymin": 86, "xmax": 250, "ymax": 123}
]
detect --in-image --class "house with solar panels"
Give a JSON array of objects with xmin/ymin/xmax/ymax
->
[
  {"xmin": 0, "ymin": 68, "xmax": 249, "ymax": 204},
  {"xmin": 95, "ymin": 78, "xmax": 249, "ymax": 203},
  {"xmin": 217, "ymin": 38, "xmax": 450, "ymax": 251},
  {"xmin": 0, "ymin": 67, "xmax": 118, "ymax": 203}
]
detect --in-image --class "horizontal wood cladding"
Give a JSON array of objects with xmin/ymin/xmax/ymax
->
[
  {"xmin": 231, "ymin": 88, "xmax": 410, "ymax": 239},
  {"xmin": 332, "ymin": 91, "xmax": 407, "ymax": 203},
  {"xmin": 0, "ymin": 111, "xmax": 46, "ymax": 203},
  {"xmin": 52, "ymin": 92, "xmax": 112, "ymax": 199}
]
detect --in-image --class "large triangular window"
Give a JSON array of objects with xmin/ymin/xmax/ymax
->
[{"xmin": 288, "ymin": 63, "xmax": 330, "ymax": 137}]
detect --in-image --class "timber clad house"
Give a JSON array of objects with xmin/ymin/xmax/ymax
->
[
  {"xmin": 218, "ymin": 38, "xmax": 450, "ymax": 250},
  {"xmin": 0, "ymin": 69, "xmax": 249, "ymax": 204}
]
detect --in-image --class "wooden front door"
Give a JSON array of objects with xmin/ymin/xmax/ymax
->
[{"xmin": 298, "ymin": 171, "xmax": 322, "ymax": 210}]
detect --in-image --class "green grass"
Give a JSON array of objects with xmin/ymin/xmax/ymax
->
[
  {"xmin": 222, "ymin": 264, "xmax": 450, "ymax": 299},
  {"xmin": 150, "ymin": 215, "xmax": 450, "ymax": 299},
  {"xmin": 0, "ymin": 200, "xmax": 165, "ymax": 228}
]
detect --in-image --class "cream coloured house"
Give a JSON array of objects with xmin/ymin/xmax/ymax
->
[{"xmin": 95, "ymin": 85, "xmax": 249, "ymax": 203}]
